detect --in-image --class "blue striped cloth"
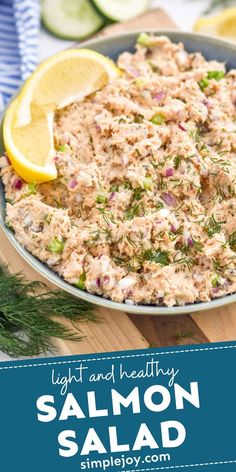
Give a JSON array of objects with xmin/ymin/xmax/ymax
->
[{"xmin": 0, "ymin": 0, "xmax": 40, "ymax": 112}]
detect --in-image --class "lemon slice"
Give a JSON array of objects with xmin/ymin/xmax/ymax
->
[
  {"xmin": 15, "ymin": 48, "xmax": 120, "ymax": 127},
  {"xmin": 3, "ymin": 97, "xmax": 56, "ymax": 183},
  {"xmin": 3, "ymin": 49, "xmax": 120, "ymax": 183},
  {"xmin": 194, "ymin": 8, "xmax": 236, "ymax": 41}
]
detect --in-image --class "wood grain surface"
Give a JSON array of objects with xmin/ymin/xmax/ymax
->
[{"xmin": 0, "ymin": 7, "xmax": 235, "ymax": 358}]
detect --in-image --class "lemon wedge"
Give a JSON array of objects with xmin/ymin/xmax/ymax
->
[
  {"xmin": 3, "ymin": 49, "xmax": 120, "ymax": 183},
  {"xmin": 194, "ymin": 8, "xmax": 236, "ymax": 41},
  {"xmin": 3, "ymin": 97, "xmax": 56, "ymax": 183}
]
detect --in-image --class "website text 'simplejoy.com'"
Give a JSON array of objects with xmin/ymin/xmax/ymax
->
[{"xmin": 80, "ymin": 453, "xmax": 171, "ymax": 470}]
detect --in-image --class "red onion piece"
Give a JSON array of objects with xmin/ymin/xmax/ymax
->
[
  {"xmin": 171, "ymin": 224, "xmax": 177, "ymax": 233},
  {"xmin": 187, "ymin": 237, "xmax": 193, "ymax": 247},
  {"xmin": 178, "ymin": 122, "xmax": 187, "ymax": 131},
  {"xmin": 103, "ymin": 275, "xmax": 110, "ymax": 285},
  {"xmin": 68, "ymin": 179, "xmax": 77, "ymax": 189},
  {"xmin": 109, "ymin": 192, "xmax": 116, "ymax": 201},
  {"xmin": 126, "ymin": 66, "xmax": 140, "ymax": 78},
  {"xmin": 212, "ymin": 287, "xmax": 219, "ymax": 294},
  {"xmin": 13, "ymin": 178, "xmax": 23, "ymax": 190},
  {"xmin": 165, "ymin": 167, "xmax": 174, "ymax": 177},
  {"xmin": 95, "ymin": 124, "xmax": 101, "ymax": 133},
  {"xmin": 96, "ymin": 277, "xmax": 101, "ymax": 288},
  {"xmin": 154, "ymin": 91, "xmax": 165, "ymax": 101},
  {"xmin": 161, "ymin": 192, "xmax": 176, "ymax": 207},
  {"xmin": 53, "ymin": 156, "xmax": 59, "ymax": 162},
  {"xmin": 203, "ymin": 98, "xmax": 212, "ymax": 109}
]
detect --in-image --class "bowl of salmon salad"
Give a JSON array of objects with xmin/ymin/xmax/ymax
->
[{"xmin": 1, "ymin": 31, "xmax": 236, "ymax": 315}]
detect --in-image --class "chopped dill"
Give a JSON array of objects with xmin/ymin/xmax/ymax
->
[
  {"xmin": 174, "ymin": 155, "xmax": 181, "ymax": 169},
  {"xmin": 97, "ymin": 207, "xmax": 115, "ymax": 225},
  {"xmin": 110, "ymin": 184, "xmax": 119, "ymax": 192},
  {"xmin": 178, "ymin": 238, "xmax": 203, "ymax": 254},
  {"xmin": 192, "ymin": 238, "xmax": 204, "ymax": 252},
  {"xmin": 173, "ymin": 252, "xmax": 197, "ymax": 269},
  {"xmin": 204, "ymin": 214, "xmax": 225, "ymax": 238},
  {"xmin": 134, "ymin": 148, "xmax": 142, "ymax": 157},
  {"xmin": 144, "ymin": 249, "xmax": 170, "ymax": 266},
  {"xmin": 125, "ymin": 203, "xmax": 141, "ymax": 220},
  {"xmin": 133, "ymin": 187, "xmax": 144, "ymax": 201},
  {"xmin": 157, "ymin": 176, "xmax": 167, "ymax": 190},
  {"xmin": 156, "ymin": 200, "xmax": 164, "ymax": 210},
  {"xmin": 126, "ymin": 236, "xmax": 137, "ymax": 247},
  {"xmin": 124, "ymin": 181, "xmax": 133, "ymax": 190}
]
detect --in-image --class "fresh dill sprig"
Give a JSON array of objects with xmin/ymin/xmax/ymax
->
[
  {"xmin": 204, "ymin": 214, "xmax": 225, "ymax": 238},
  {"xmin": 213, "ymin": 258, "xmax": 228, "ymax": 274},
  {"xmin": 97, "ymin": 206, "xmax": 115, "ymax": 225},
  {"xmin": 143, "ymin": 249, "xmax": 170, "ymax": 267},
  {"xmin": 174, "ymin": 155, "xmax": 182, "ymax": 169},
  {"xmin": 0, "ymin": 266, "xmax": 96, "ymax": 357},
  {"xmin": 125, "ymin": 203, "xmax": 141, "ymax": 220},
  {"xmin": 173, "ymin": 252, "xmax": 197, "ymax": 270},
  {"xmin": 133, "ymin": 187, "xmax": 144, "ymax": 201}
]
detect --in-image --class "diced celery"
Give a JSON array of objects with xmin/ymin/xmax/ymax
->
[
  {"xmin": 150, "ymin": 113, "xmax": 165, "ymax": 125},
  {"xmin": 96, "ymin": 194, "xmax": 107, "ymax": 204},
  {"xmin": 137, "ymin": 33, "xmax": 155, "ymax": 47},
  {"xmin": 207, "ymin": 70, "xmax": 225, "ymax": 81},
  {"xmin": 75, "ymin": 272, "xmax": 86, "ymax": 290},
  {"xmin": 143, "ymin": 177, "xmax": 153, "ymax": 190},
  {"xmin": 47, "ymin": 237, "xmax": 65, "ymax": 254},
  {"xmin": 27, "ymin": 182, "xmax": 37, "ymax": 195}
]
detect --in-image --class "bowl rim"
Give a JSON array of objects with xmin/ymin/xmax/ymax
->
[{"xmin": 1, "ymin": 29, "xmax": 236, "ymax": 315}]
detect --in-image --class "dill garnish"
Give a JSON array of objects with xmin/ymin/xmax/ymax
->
[
  {"xmin": 124, "ymin": 181, "xmax": 133, "ymax": 190},
  {"xmin": 204, "ymin": 214, "xmax": 225, "ymax": 238},
  {"xmin": 192, "ymin": 238, "xmax": 204, "ymax": 252},
  {"xmin": 126, "ymin": 236, "xmax": 137, "ymax": 247},
  {"xmin": 133, "ymin": 187, "xmax": 144, "ymax": 201},
  {"xmin": 97, "ymin": 207, "xmax": 115, "ymax": 225},
  {"xmin": 213, "ymin": 258, "xmax": 230, "ymax": 274},
  {"xmin": 156, "ymin": 201, "xmax": 164, "ymax": 210},
  {"xmin": 174, "ymin": 155, "xmax": 181, "ymax": 169},
  {"xmin": 144, "ymin": 249, "xmax": 170, "ymax": 266},
  {"xmin": 179, "ymin": 238, "xmax": 204, "ymax": 254},
  {"xmin": 125, "ymin": 203, "xmax": 141, "ymax": 220},
  {"xmin": 110, "ymin": 184, "xmax": 119, "ymax": 192},
  {"xmin": 210, "ymin": 157, "xmax": 231, "ymax": 173},
  {"xmin": 0, "ymin": 266, "xmax": 95, "ymax": 357},
  {"xmin": 173, "ymin": 252, "xmax": 196, "ymax": 270}
]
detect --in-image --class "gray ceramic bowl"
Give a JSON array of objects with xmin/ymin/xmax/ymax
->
[{"xmin": 1, "ymin": 30, "xmax": 236, "ymax": 315}]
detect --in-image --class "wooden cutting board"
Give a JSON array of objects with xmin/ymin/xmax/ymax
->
[{"xmin": 1, "ymin": 8, "xmax": 236, "ymax": 357}]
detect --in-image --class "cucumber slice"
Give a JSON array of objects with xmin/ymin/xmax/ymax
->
[
  {"xmin": 91, "ymin": 0, "xmax": 150, "ymax": 22},
  {"xmin": 42, "ymin": 0, "xmax": 104, "ymax": 40}
]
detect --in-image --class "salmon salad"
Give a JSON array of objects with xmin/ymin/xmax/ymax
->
[{"xmin": 1, "ymin": 34, "xmax": 236, "ymax": 307}]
